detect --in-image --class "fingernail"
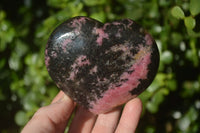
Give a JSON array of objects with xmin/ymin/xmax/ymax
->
[{"xmin": 60, "ymin": 94, "xmax": 72, "ymax": 102}]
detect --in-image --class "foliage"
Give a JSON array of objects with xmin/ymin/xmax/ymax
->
[{"xmin": 0, "ymin": 0, "xmax": 200, "ymax": 132}]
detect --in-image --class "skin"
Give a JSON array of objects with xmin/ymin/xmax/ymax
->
[{"xmin": 22, "ymin": 91, "xmax": 142, "ymax": 133}]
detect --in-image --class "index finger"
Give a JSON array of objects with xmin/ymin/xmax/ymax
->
[{"xmin": 22, "ymin": 92, "xmax": 75, "ymax": 133}]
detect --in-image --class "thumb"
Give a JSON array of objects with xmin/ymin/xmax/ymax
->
[{"xmin": 22, "ymin": 91, "xmax": 75, "ymax": 133}]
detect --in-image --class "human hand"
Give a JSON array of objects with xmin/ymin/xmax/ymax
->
[{"xmin": 22, "ymin": 91, "xmax": 142, "ymax": 133}]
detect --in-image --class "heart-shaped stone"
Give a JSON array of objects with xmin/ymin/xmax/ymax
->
[{"xmin": 45, "ymin": 16, "xmax": 159, "ymax": 114}]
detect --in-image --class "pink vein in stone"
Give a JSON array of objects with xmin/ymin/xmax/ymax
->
[
  {"xmin": 62, "ymin": 39, "xmax": 72, "ymax": 52},
  {"xmin": 67, "ymin": 55, "xmax": 91, "ymax": 80},
  {"xmin": 127, "ymin": 19, "xmax": 134, "ymax": 28},
  {"xmin": 112, "ymin": 22, "xmax": 121, "ymax": 26},
  {"xmin": 45, "ymin": 48, "xmax": 50, "ymax": 68},
  {"xmin": 51, "ymin": 51, "xmax": 57, "ymax": 58},
  {"xmin": 145, "ymin": 34, "xmax": 153, "ymax": 45},
  {"xmin": 75, "ymin": 55, "xmax": 90, "ymax": 66},
  {"xmin": 45, "ymin": 56, "xmax": 50, "ymax": 68},
  {"xmin": 71, "ymin": 17, "xmax": 86, "ymax": 28},
  {"xmin": 95, "ymin": 28, "xmax": 109, "ymax": 46},
  {"xmin": 89, "ymin": 50, "xmax": 151, "ymax": 114},
  {"xmin": 89, "ymin": 65, "xmax": 98, "ymax": 74}
]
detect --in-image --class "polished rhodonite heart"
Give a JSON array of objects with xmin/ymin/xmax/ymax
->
[{"xmin": 45, "ymin": 16, "xmax": 159, "ymax": 114}]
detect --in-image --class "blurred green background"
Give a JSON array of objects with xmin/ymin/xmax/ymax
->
[{"xmin": 0, "ymin": 0, "xmax": 200, "ymax": 132}]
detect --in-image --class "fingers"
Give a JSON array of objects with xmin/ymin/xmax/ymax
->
[
  {"xmin": 22, "ymin": 91, "xmax": 142, "ymax": 133},
  {"xmin": 69, "ymin": 98, "xmax": 142, "ymax": 133},
  {"xmin": 22, "ymin": 91, "xmax": 75, "ymax": 133},
  {"xmin": 115, "ymin": 98, "xmax": 142, "ymax": 133},
  {"xmin": 51, "ymin": 91, "xmax": 65, "ymax": 104},
  {"xmin": 91, "ymin": 106, "xmax": 122, "ymax": 133},
  {"xmin": 68, "ymin": 106, "xmax": 97, "ymax": 133}
]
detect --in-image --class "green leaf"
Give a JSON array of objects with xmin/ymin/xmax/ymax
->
[
  {"xmin": 167, "ymin": 79, "xmax": 177, "ymax": 91},
  {"xmin": 83, "ymin": 0, "xmax": 106, "ymax": 6},
  {"xmin": 47, "ymin": 0, "xmax": 69, "ymax": 8},
  {"xmin": 171, "ymin": 6, "xmax": 185, "ymax": 19},
  {"xmin": 190, "ymin": 0, "xmax": 200, "ymax": 16},
  {"xmin": 90, "ymin": 11, "xmax": 106, "ymax": 22},
  {"xmin": 0, "ymin": 58, "xmax": 6, "ymax": 69},
  {"xmin": 184, "ymin": 16, "xmax": 196, "ymax": 29},
  {"xmin": 0, "ymin": 11, "xmax": 6, "ymax": 20},
  {"xmin": 146, "ymin": 101, "xmax": 158, "ymax": 113},
  {"xmin": 0, "ymin": 21, "xmax": 15, "ymax": 51},
  {"xmin": 15, "ymin": 111, "xmax": 28, "ymax": 126},
  {"xmin": 161, "ymin": 51, "xmax": 173, "ymax": 64},
  {"xmin": 44, "ymin": 16, "xmax": 57, "ymax": 27},
  {"xmin": 8, "ymin": 53, "xmax": 21, "ymax": 71}
]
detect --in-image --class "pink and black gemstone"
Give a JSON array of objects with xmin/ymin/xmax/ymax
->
[{"xmin": 45, "ymin": 16, "xmax": 159, "ymax": 114}]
